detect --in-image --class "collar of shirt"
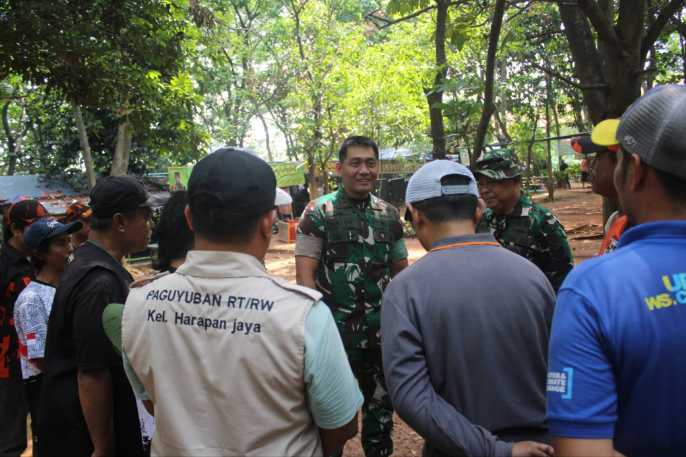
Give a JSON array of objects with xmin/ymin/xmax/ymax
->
[
  {"xmin": 617, "ymin": 220, "xmax": 686, "ymax": 249},
  {"xmin": 336, "ymin": 187, "xmax": 372, "ymax": 210},
  {"xmin": 176, "ymin": 250, "xmax": 268, "ymax": 279},
  {"xmin": 82, "ymin": 240, "xmax": 132, "ymax": 281},
  {"xmin": 431, "ymin": 232, "xmax": 499, "ymax": 249},
  {"xmin": 509, "ymin": 194, "xmax": 532, "ymax": 217}
]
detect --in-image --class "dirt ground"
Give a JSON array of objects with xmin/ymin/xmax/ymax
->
[
  {"xmin": 265, "ymin": 185, "xmax": 603, "ymax": 457},
  {"xmin": 21, "ymin": 186, "xmax": 602, "ymax": 457}
]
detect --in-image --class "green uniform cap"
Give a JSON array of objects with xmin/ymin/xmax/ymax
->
[{"xmin": 473, "ymin": 148, "xmax": 523, "ymax": 180}]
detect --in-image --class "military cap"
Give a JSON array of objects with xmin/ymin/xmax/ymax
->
[{"xmin": 473, "ymin": 148, "xmax": 523, "ymax": 180}]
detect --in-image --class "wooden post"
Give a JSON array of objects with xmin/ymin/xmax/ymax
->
[{"xmin": 545, "ymin": 74, "xmax": 555, "ymax": 201}]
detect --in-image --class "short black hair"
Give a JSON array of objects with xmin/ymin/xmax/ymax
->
[
  {"xmin": 89, "ymin": 208, "xmax": 145, "ymax": 232},
  {"xmin": 339, "ymin": 136, "xmax": 379, "ymax": 162},
  {"xmin": 654, "ymin": 166, "xmax": 686, "ymax": 204},
  {"xmin": 190, "ymin": 194, "xmax": 270, "ymax": 243},
  {"xmin": 154, "ymin": 192, "xmax": 193, "ymax": 271},
  {"xmin": 412, "ymin": 194, "xmax": 479, "ymax": 222},
  {"xmin": 620, "ymin": 150, "xmax": 686, "ymax": 204},
  {"xmin": 410, "ymin": 175, "xmax": 479, "ymax": 222}
]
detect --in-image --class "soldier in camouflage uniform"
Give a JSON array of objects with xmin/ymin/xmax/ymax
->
[
  {"xmin": 295, "ymin": 136, "xmax": 408, "ymax": 457},
  {"xmin": 474, "ymin": 149, "xmax": 573, "ymax": 291}
]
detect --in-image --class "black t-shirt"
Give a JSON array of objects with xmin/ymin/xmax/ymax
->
[
  {"xmin": 0, "ymin": 243, "xmax": 34, "ymax": 379},
  {"xmin": 39, "ymin": 242, "xmax": 143, "ymax": 457}
]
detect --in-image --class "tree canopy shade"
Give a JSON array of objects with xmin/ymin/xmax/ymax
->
[
  {"xmin": 0, "ymin": 0, "xmax": 204, "ymax": 186},
  {"xmin": 1, "ymin": 0, "xmax": 685, "ymax": 189}
]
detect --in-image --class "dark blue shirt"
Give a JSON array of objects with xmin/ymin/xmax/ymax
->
[{"xmin": 547, "ymin": 221, "xmax": 686, "ymax": 456}]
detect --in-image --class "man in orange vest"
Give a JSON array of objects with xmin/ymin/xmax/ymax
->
[{"xmin": 571, "ymin": 122, "xmax": 628, "ymax": 255}]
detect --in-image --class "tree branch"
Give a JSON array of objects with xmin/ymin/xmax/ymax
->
[
  {"xmin": 366, "ymin": 0, "xmax": 468, "ymax": 30},
  {"xmin": 642, "ymin": 0, "xmax": 686, "ymax": 59},
  {"xmin": 367, "ymin": 5, "xmax": 436, "ymax": 29},
  {"xmin": 528, "ymin": 62, "xmax": 608, "ymax": 90},
  {"xmin": 575, "ymin": 0, "xmax": 620, "ymax": 45},
  {"xmin": 473, "ymin": 0, "xmax": 507, "ymax": 162}
]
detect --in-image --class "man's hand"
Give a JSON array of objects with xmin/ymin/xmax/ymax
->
[{"xmin": 512, "ymin": 441, "xmax": 555, "ymax": 457}]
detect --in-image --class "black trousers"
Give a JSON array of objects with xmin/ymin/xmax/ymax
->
[
  {"xmin": 24, "ymin": 375, "xmax": 42, "ymax": 455},
  {"xmin": 0, "ymin": 377, "xmax": 28, "ymax": 457}
]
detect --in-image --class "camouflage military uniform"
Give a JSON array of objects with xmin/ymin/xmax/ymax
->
[
  {"xmin": 474, "ymin": 149, "xmax": 574, "ymax": 291},
  {"xmin": 296, "ymin": 187, "xmax": 408, "ymax": 457},
  {"xmin": 477, "ymin": 195, "xmax": 574, "ymax": 291}
]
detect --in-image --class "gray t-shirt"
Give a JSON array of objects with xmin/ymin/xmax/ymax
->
[{"xmin": 381, "ymin": 233, "xmax": 555, "ymax": 457}]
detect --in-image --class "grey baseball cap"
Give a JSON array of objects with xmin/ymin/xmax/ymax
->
[
  {"xmin": 406, "ymin": 160, "xmax": 479, "ymax": 204},
  {"xmin": 617, "ymin": 84, "xmax": 686, "ymax": 180}
]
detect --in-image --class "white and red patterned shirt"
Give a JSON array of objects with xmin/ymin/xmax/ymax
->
[{"xmin": 13, "ymin": 281, "xmax": 55, "ymax": 379}]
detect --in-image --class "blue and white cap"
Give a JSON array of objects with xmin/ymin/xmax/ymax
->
[{"xmin": 405, "ymin": 160, "xmax": 480, "ymax": 204}]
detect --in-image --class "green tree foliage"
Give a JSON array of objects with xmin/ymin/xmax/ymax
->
[{"xmin": 1, "ymin": 0, "xmax": 685, "ymax": 188}]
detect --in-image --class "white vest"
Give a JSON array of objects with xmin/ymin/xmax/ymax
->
[{"xmin": 122, "ymin": 251, "xmax": 323, "ymax": 457}]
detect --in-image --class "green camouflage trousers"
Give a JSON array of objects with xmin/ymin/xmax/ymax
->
[{"xmin": 345, "ymin": 348, "xmax": 394, "ymax": 457}]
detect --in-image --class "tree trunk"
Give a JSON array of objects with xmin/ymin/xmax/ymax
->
[
  {"xmin": 2, "ymin": 102, "xmax": 17, "ymax": 175},
  {"xmin": 72, "ymin": 102, "xmax": 97, "ymax": 189},
  {"xmin": 426, "ymin": 0, "xmax": 449, "ymax": 160},
  {"xmin": 526, "ymin": 110, "xmax": 540, "ymax": 187},
  {"xmin": 571, "ymin": 98, "xmax": 588, "ymax": 132},
  {"xmin": 492, "ymin": 106, "xmax": 512, "ymax": 144},
  {"xmin": 551, "ymin": 92, "xmax": 562, "ymax": 166},
  {"xmin": 472, "ymin": 0, "xmax": 506, "ymax": 164},
  {"xmin": 111, "ymin": 118, "xmax": 132, "ymax": 176},
  {"xmin": 258, "ymin": 113, "xmax": 274, "ymax": 162},
  {"xmin": 545, "ymin": 75, "xmax": 555, "ymax": 201},
  {"xmin": 557, "ymin": 2, "xmax": 608, "ymax": 122}
]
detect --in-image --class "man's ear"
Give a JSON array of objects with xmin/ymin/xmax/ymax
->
[
  {"xmin": 335, "ymin": 161, "xmax": 343, "ymax": 177},
  {"xmin": 629, "ymin": 154, "xmax": 646, "ymax": 191},
  {"xmin": 184, "ymin": 205, "xmax": 194, "ymax": 231},
  {"xmin": 259, "ymin": 210, "xmax": 275, "ymax": 240},
  {"xmin": 474, "ymin": 198, "xmax": 486, "ymax": 225},
  {"xmin": 112, "ymin": 213, "xmax": 126, "ymax": 232},
  {"xmin": 410, "ymin": 205, "xmax": 423, "ymax": 230}
]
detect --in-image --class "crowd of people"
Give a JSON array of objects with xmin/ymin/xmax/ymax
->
[{"xmin": 0, "ymin": 84, "xmax": 684, "ymax": 457}]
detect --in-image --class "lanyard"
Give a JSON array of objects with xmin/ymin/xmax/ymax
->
[{"xmin": 430, "ymin": 241, "xmax": 500, "ymax": 253}]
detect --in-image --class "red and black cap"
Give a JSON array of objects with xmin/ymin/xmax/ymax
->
[
  {"xmin": 63, "ymin": 202, "xmax": 93, "ymax": 223},
  {"xmin": 8, "ymin": 200, "xmax": 49, "ymax": 227}
]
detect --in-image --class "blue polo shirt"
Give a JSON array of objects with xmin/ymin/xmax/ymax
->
[{"xmin": 547, "ymin": 220, "xmax": 686, "ymax": 456}]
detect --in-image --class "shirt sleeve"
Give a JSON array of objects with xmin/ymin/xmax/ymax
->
[
  {"xmin": 381, "ymin": 283, "xmax": 512, "ymax": 457},
  {"xmin": 122, "ymin": 352, "xmax": 150, "ymax": 401},
  {"xmin": 389, "ymin": 210, "xmax": 408, "ymax": 262},
  {"xmin": 547, "ymin": 288, "xmax": 617, "ymax": 438},
  {"xmin": 304, "ymin": 301, "xmax": 364, "ymax": 429},
  {"xmin": 389, "ymin": 239, "xmax": 408, "ymax": 262},
  {"xmin": 536, "ymin": 211, "xmax": 574, "ymax": 291},
  {"xmin": 71, "ymin": 270, "xmax": 122, "ymax": 372},
  {"xmin": 295, "ymin": 202, "xmax": 325, "ymax": 259},
  {"xmin": 21, "ymin": 293, "xmax": 49, "ymax": 360}
]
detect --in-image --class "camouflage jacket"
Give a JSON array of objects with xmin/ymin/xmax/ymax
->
[
  {"xmin": 296, "ymin": 188, "xmax": 407, "ymax": 350},
  {"xmin": 477, "ymin": 194, "xmax": 573, "ymax": 291}
]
